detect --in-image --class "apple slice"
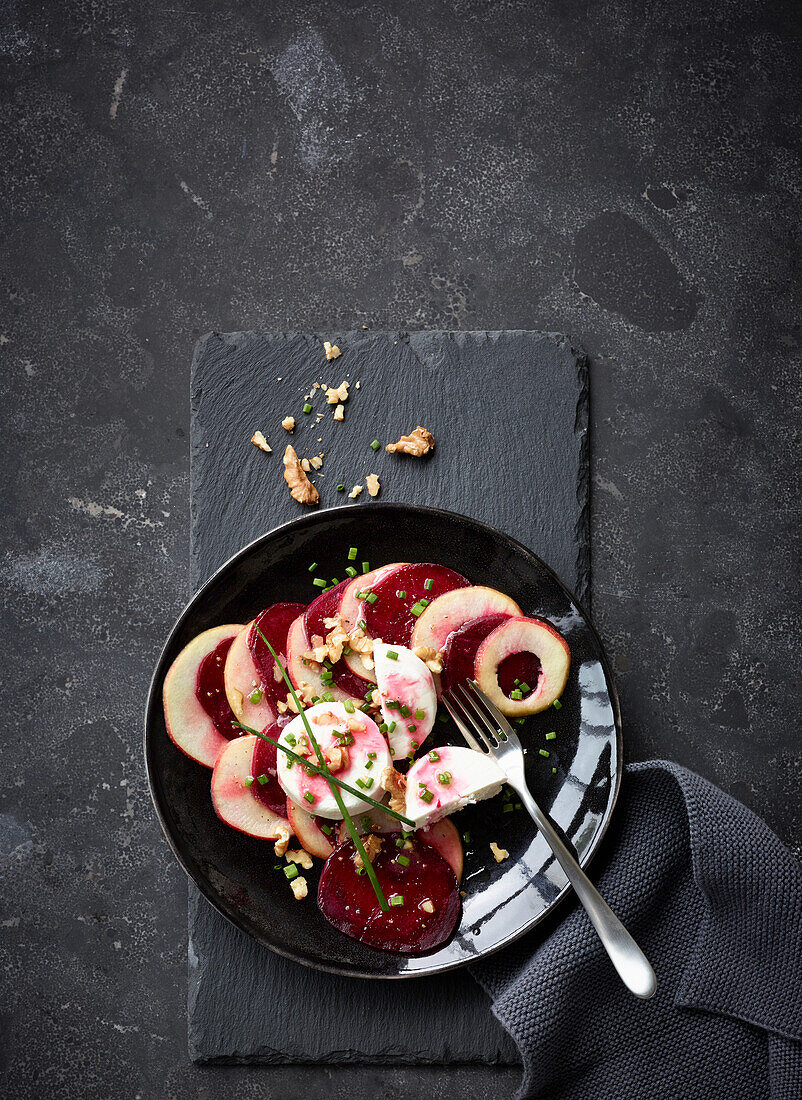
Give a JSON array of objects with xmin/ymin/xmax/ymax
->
[
  {"xmin": 163, "ymin": 624, "xmax": 244, "ymax": 767},
  {"xmin": 339, "ymin": 562, "xmax": 408, "ymax": 683},
  {"xmin": 285, "ymin": 614, "xmax": 362, "ymax": 707},
  {"xmin": 474, "ymin": 616, "xmax": 570, "ymax": 715},
  {"xmin": 405, "ymin": 745, "xmax": 505, "ymax": 829},
  {"xmin": 276, "ymin": 702, "xmax": 391, "ymax": 819},
  {"xmin": 211, "ymin": 734, "xmax": 292, "ymax": 839},
  {"xmin": 223, "ymin": 621, "xmax": 277, "ymax": 731},
  {"xmin": 411, "ymin": 585, "xmax": 522, "ymax": 654},
  {"xmin": 286, "ymin": 799, "xmax": 335, "ymax": 859},
  {"xmin": 373, "ymin": 642, "xmax": 437, "ymax": 760}
]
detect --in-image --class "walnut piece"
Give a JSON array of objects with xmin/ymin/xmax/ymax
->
[
  {"xmin": 365, "ymin": 473, "xmax": 380, "ymax": 498},
  {"xmin": 282, "ymin": 416, "xmax": 295, "ymax": 431},
  {"xmin": 251, "ymin": 430, "xmax": 272, "ymax": 453},
  {"xmin": 285, "ymin": 849, "xmax": 314, "ymax": 870},
  {"xmin": 386, "ymin": 426, "xmax": 435, "ymax": 456},
  {"xmin": 323, "ymin": 341, "xmax": 342, "ymax": 361},
  {"xmin": 273, "ymin": 823, "xmax": 291, "ymax": 857},
  {"xmin": 290, "ymin": 875, "xmax": 308, "ymax": 900},
  {"xmin": 412, "ymin": 645, "xmax": 444, "ymax": 674},
  {"xmin": 283, "ymin": 444, "xmax": 319, "ymax": 506},
  {"xmin": 380, "ymin": 767, "xmax": 407, "ymax": 815},
  {"xmin": 323, "ymin": 745, "xmax": 349, "ymax": 774},
  {"xmin": 325, "ymin": 380, "xmax": 349, "ymax": 405},
  {"xmin": 354, "ymin": 833, "xmax": 383, "ymax": 870},
  {"xmin": 490, "ymin": 841, "xmax": 509, "ymax": 863},
  {"xmin": 348, "ymin": 484, "xmax": 363, "ymax": 498},
  {"xmin": 309, "ymin": 454, "xmax": 323, "ymax": 470},
  {"xmin": 333, "ymin": 403, "xmax": 345, "ymax": 421},
  {"xmin": 420, "ymin": 899, "xmax": 435, "ymax": 914}
]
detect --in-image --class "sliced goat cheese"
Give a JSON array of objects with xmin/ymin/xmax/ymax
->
[
  {"xmin": 373, "ymin": 642, "xmax": 437, "ymax": 760},
  {"xmin": 405, "ymin": 745, "xmax": 506, "ymax": 829},
  {"xmin": 276, "ymin": 702, "xmax": 391, "ymax": 820}
]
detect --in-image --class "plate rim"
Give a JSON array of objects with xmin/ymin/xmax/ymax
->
[{"xmin": 144, "ymin": 502, "xmax": 622, "ymax": 979}]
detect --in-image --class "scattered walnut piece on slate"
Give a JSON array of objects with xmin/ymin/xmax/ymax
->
[
  {"xmin": 323, "ymin": 341, "xmax": 342, "ymax": 360},
  {"xmin": 251, "ymin": 430, "xmax": 272, "ymax": 453},
  {"xmin": 348, "ymin": 484, "xmax": 363, "ymax": 499},
  {"xmin": 283, "ymin": 444, "xmax": 319, "ymax": 506},
  {"xmin": 365, "ymin": 473, "xmax": 380, "ymax": 497},
  {"xmin": 386, "ymin": 426, "xmax": 435, "ymax": 456},
  {"xmin": 281, "ymin": 416, "xmax": 295, "ymax": 431}
]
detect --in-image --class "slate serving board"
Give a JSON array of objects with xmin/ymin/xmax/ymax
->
[{"xmin": 188, "ymin": 330, "xmax": 588, "ymax": 1064}]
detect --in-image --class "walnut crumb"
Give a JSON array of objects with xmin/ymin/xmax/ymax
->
[
  {"xmin": 281, "ymin": 416, "xmax": 295, "ymax": 431},
  {"xmin": 420, "ymin": 899, "xmax": 435, "ymax": 914},
  {"xmin": 300, "ymin": 457, "xmax": 311, "ymax": 472},
  {"xmin": 380, "ymin": 767, "xmax": 407, "ymax": 815},
  {"xmin": 412, "ymin": 645, "xmax": 443, "ymax": 674},
  {"xmin": 283, "ymin": 444, "xmax": 319, "ymax": 506},
  {"xmin": 273, "ymin": 824, "xmax": 291, "ymax": 858},
  {"xmin": 309, "ymin": 454, "xmax": 323, "ymax": 470},
  {"xmin": 285, "ymin": 849, "xmax": 314, "ymax": 870},
  {"xmin": 333, "ymin": 403, "xmax": 345, "ymax": 421},
  {"xmin": 490, "ymin": 841, "xmax": 509, "ymax": 863},
  {"xmin": 354, "ymin": 833, "xmax": 383, "ymax": 870},
  {"xmin": 386, "ymin": 426, "xmax": 435, "ymax": 456},
  {"xmin": 251, "ymin": 430, "xmax": 272, "ymax": 453},
  {"xmin": 348, "ymin": 484, "xmax": 363, "ymax": 498},
  {"xmin": 290, "ymin": 875, "xmax": 308, "ymax": 900},
  {"xmin": 323, "ymin": 745, "xmax": 349, "ymax": 774},
  {"xmin": 365, "ymin": 473, "xmax": 380, "ymax": 497},
  {"xmin": 323, "ymin": 341, "xmax": 342, "ymax": 360}
]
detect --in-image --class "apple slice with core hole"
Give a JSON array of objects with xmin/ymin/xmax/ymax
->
[
  {"xmin": 411, "ymin": 585, "xmax": 522, "ymax": 654},
  {"xmin": 285, "ymin": 615, "xmax": 362, "ymax": 707},
  {"xmin": 276, "ymin": 701, "xmax": 391, "ymax": 819},
  {"xmin": 286, "ymin": 799, "xmax": 335, "ymax": 859},
  {"xmin": 405, "ymin": 745, "xmax": 506, "ymax": 829},
  {"xmin": 339, "ymin": 563, "xmax": 409, "ymax": 683},
  {"xmin": 163, "ymin": 624, "xmax": 243, "ymax": 767},
  {"xmin": 373, "ymin": 642, "xmax": 437, "ymax": 760},
  {"xmin": 211, "ymin": 734, "xmax": 292, "ymax": 839},
  {"xmin": 474, "ymin": 616, "xmax": 570, "ymax": 715}
]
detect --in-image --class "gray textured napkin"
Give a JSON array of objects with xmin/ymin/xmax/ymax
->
[{"xmin": 472, "ymin": 760, "xmax": 802, "ymax": 1099}]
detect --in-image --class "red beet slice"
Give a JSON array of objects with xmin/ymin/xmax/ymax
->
[
  {"xmin": 496, "ymin": 650, "xmax": 542, "ymax": 698},
  {"xmin": 318, "ymin": 837, "xmax": 460, "ymax": 954},
  {"xmin": 303, "ymin": 579, "xmax": 349, "ymax": 642},
  {"xmin": 361, "ymin": 564, "xmax": 470, "ymax": 646},
  {"xmin": 440, "ymin": 613, "xmax": 510, "ymax": 693},
  {"xmin": 247, "ymin": 602, "xmax": 307, "ymax": 707},
  {"xmin": 250, "ymin": 723, "xmax": 287, "ymax": 817},
  {"xmin": 195, "ymin": 636, "xmax": 240, "ymax": 740}
]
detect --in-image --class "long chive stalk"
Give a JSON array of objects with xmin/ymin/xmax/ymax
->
[{"xmin": 256, "ymin": 630, "xmax": 391, "ymax": 910}]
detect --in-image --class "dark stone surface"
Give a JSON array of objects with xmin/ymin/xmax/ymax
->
[
  {"xmin": 1, "ymin": 1, "xmax": 799, "ymax": 1097},
  {"xmin": 188, "ymin": 329, "xmax": 585, "ymax": 1062}
]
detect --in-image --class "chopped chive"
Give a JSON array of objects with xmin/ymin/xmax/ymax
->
[
  {"xmin": 257, "ymin": 773, "xmax": 269, "ymax": 786},
  {"xmin": 510, "ymin": 689, "xmax": 523, "ymax": 700},
  {"xmin": 308, "ymin": 562, "xmax": 318, "ymax": 572},
  {"xmin": 358, "ymin": 618, "xmax": 367, "ymax": 631},
  {"xmin": 408, "ymin": 725, "xmax": 417, "ymax": 733},
  {"xmin": 379, "ymin": 722, "xmax": 388, "ymax": 733},
  {"xmin": 400, "ymin": 704, "xmax": 411, "ymax": 718},
  {"xmin": 273, "ymin": 863, "xmax": 283, "ymax": 870},
  {"xmin": 519, "ymin": 682, "xmax": 531, "ymax": 694},
  {"xmin": 438, "ymin": 711, "xmax": 448, "ymax": 723},
  {"xmin": 366, "ymin": 592, "xmax": 378, "ymax": 604},
  {"xmin": 424, "ymin": 578, "xmax": 433, "ymax": 590},
  {"xmin": 388, "ymin": 721, "xmax": 396, "ymax": 733},
  {"xmin": 244, "ymin": 776, "xmax": 254, "ymax": 787},
  {"xmin": 311, "ymin": 695, "xmax": 320, "ymax": 704},
  {"xmin": 320, "ymin": 824, "xmax": 333, "ymax": 836},
  {"xmin": 312, "ymin": 577, "xmax": 327, "ymax": 588},
  {"xmin": 356, "ymin": 776, "xmax": 374, "ymax": 790},
  {"xmin": 365, "ymin": 760, "xmax": 373, "ymax": 770},
  {"xmin": 428, "ymin": 750, "xmax": 440, "ymax": 762},
  {"xmin": 360, "ymin": 702, "xmax": 371, "ymax": 713},
  {"xmin": 330, "ymin": 577, "xmax": 339, "ymax": 585},
  {"xmin": 370, "ymin": 439, "xmax": 381, "ymax": 451},
  {"xmin": 321, "ymin": 691, "xmax": 334, "ymax": 702},
  {"xmin": 364, "ymin": 687, "xmax": 375, "ymax": 701},
  {"xmin": 462, "ymin": 831, "xmax": 470, "ymax": 844},
  {"xmin": 514, "ymin": 678, "xmax": 520, "ymax": 686},
  {"xmin": 396, "ymin": 854, "xmax": 410, "ymax": 867},
  {"xmin": 342, "ymin": 645, "xmax": 351, "ymax": 655},
  {"xmin": 395, "ymin": 837, "xmax": 405, "ymax": 848},
  {"xmin": 387, "ymin": 649, "xmax": 399, "ymax": 661},
  {"xmin": 396, "ymin": 589, "xmax": 407, "ymax": 599},
  {"xmin": 355, "ymin": 590, "xmax": 366, "ymax": 599},
  {"xmin": 304, "ymin": 791, "xmax": 315, "ymax": 803},
  {"xmin": 514, "ymin": 803, "xmax": 522, "ymax": 810},
  {"xmin": 437, "ymin": 771, "xmax": 452, "ymax": 785},
  {"xmin": 553, "ymin": 699, "xmax": 562, "ymax": 710},
  {"xmin": 419, "ymin": 598, "xmax": 429, "ymax": 607},
  {"xmin": 420, "ymin": 789, "xmax": 434, "ymax": 804},
  {"xmin": 386, "ymin": 699, "xmax": 399, "ymax": 710},
  {"xmin": 414, "ymin": 709, "xmax": 425, "ymax": 720},
  {"xmin": 249, "ymin": 687, "xmax": 263, "ymax": 704},
  {"xmin": 545, "ymin": 731, "xmax": 557, "ymax": 741},
  {"xmin": 336, "ymin": 484, "xmax": 345, "ymax": 492},
  {"xmin": 389, "ymin": 894, "xmax": 404, "ymax": 907},
  {"xmin": 284, "ymin": 863, "xmax": 299, "ymax": 880},
  {"xmin": 503, "ymin": 803, "xmax": 514, "ymax": 813},
  {"xmin": 514, "ymin": 717, "xmax": 526, "ymax": 725},
  {"xmin": 344, "ymin": 700, "xmax": 355, "ymax": 714},
  {"xmin": 539, "ymin": 749, "xmax": 550, "ymax": 758},
  {"xmin": 345, "ymin": 565, "xmax": 357, "ymax": 577},
  {"xmin": 362, "ymin": 561, "xmax": 370, "ymax": 573},
  {"xmin": 303, "ymin": 402, "xmax": 312, "ymax": 414},
  {"xmin": 410, "ymin": 601, "xmax": 425, "ymax": 617},
  {"xmin": 552, "ymin": 766, "xmax": 557, "ymax": 774},
  {"xmin": 285, "ymin": 733, "xmax": 297, "ymax": 746},
  {"xmin": 348, "ymin": 547, "xmax": 358, "ymax": 560},
  {"xmin": 367, "ymin": 751, "xmax": 377, "ymax": 759}
]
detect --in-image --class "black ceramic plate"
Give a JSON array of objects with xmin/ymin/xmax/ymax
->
[{"xmin": 145, "ymin": 504, "xmax": 621, "ymax": 978}]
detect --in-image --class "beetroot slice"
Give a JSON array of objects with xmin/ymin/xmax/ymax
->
[
  {"xmin": 441, "ymin": 613, "xmax": 510, "ymax": 693},
  {"xmin": 195, "ymin": 636, "xmax": 240, "ymax": 740},
  {"xmin": 303, "ymin": 579, "xmax": 349, "ymax": 642},
  {"xmin": 496, "ymin": 650, "xmax": 542, "ymax": 698},
  {"xmin": 361, "ymin": 564, "xmax": 470, "ymax": 646},
  {"xmin": 247, "ymin": 602, "xmax": 307, "ymax": 708},
  {"xmin": 318, "ymin": 837, "xmax": 460, "ymax": 954},
  {"xmin": 250, "ymin": 723, "xmax": 287, "ymax": 816}
]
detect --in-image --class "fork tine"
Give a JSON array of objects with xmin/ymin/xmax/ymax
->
[
  {"xmin": 455, "ymin": 681, "xmax": 510, "ymax": 744},
  {"xmin": 442, "ymin": 690, "xmax": 491, "ymax": 753},
  {"xmin": 464, "ymin": 680, "xmax": 519, "ymax": 743}
]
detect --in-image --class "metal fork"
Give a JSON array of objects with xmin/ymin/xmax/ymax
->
[{"xmin": 443, "ymin": 680, "xmax": 657, "ymax": 999}]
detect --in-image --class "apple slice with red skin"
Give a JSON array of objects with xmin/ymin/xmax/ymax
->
[
  {"xmin": 224, "ymin": 603, "xmax": 307, "ymax": 732},
  {"xmin": 339, "ymin": 563, "xmax": 408, "ymax": 683},
  {"xmin": 474, "ymin": 616, "xmax": 570, "ymax": 716},
  {"xmin": 211, "ymin": 734, "xmax": 292, "ymax": 839},
  {"xmin": 411, "ymin": 585, "xmax": 522, "ymax": 655},
  {"xmin": 286, "ymin": 799, "xmax": 334, "ymax": 859},
  {"xmin": 285, "ymin": 614, "xmax": 362, "ymax": 707},
  {"xmin": 163, "ymin": 624, "xmax": 244, "ymax": 767}
]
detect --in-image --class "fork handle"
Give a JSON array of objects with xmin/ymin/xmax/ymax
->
[{"xmin": 513, "ymin": 782, "xmax": 657, "ymax": 999}]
